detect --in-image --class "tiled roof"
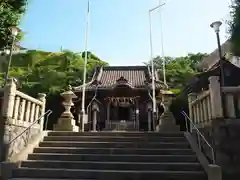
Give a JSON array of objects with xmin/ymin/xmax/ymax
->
[
  {"xmin": 74, "ymin": 65, "xmax": 165, "ymax": 91},
  {"xmin": 199, "ymin": 40, "xmax": 231, "ymax": 70},
  {"xmin": 99, "ymin": 66, "xmax": 146, "ymax": 88}
]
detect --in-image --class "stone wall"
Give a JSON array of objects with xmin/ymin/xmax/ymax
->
[
  {"xmin": 212, "ymin": 119, "xmax": 240, "ymax": 179},
  {"xmin": 4, "ymin": 123, "xmax": 40, "ymax": 159},
  {"xmin": 194, "ymin": 120, "xmax": 240, "ymax": 179}
]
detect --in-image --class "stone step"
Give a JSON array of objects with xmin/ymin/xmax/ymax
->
[
  {"xmin": 33, "ymin": 147, "xmax": 195, "ymax": 155},
  {"xmin": 39, "ymin": 141, "xmax": 190, "ymax": 149},
  {"xmin": 21, "ymin": 160, "xmax": 203, "ymax": 171},
  {"xmin": 10, "ymin": 179, "xmax": 93, "ymax": 180},
  {"xmin": 44, "ymin": 135, "xmax": 186, "ymax": 142},
  {"xmin": 12, "ymin": 168, "xmax": 206, "ymax": 180},
  {"xmin": 28, "ymin": 153, "xmax": 199, "ymax": 163},
  {"xmin": 47, "ymin": 131, "xmax": 185, "ymax": 137},
  {"xmin": 10, "ymin": 179, "xmax": 94, "ymax": 180}
]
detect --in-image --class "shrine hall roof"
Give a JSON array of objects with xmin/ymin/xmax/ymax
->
[{"xmin": 74, "ymin": 65, "xmax": 166, "ymax": 91}]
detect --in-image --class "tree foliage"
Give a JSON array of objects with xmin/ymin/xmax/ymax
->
[
  {"xmin": 147, "ymin": 53, "xmax": 206, "ymax": 90},
  {"xmin": 0, "ymin": 50, "xmax": 108, "ymax": 95},
  {"xmin": 229, "ymin": 0, "xmax": 240, "ymax": 55},
  {"xmin": 0, "ymin": 0, "xmax": 27, "ymax": 49}
]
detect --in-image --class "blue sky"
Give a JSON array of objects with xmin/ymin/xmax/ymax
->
[{"xmin": 20, "ymin": 0, "xmax": 231, "ymax": 65}]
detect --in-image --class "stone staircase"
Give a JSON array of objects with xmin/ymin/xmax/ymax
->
[
  {"xmin": 105, "ymin": 121, "xmax": 138, "ymax": 131},
  {"xmin": 9, "ymin": 131, "xmax": 207, "ymax": 180}
]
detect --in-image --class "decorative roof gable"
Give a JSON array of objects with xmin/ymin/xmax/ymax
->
[
  {"xmin": 116, "ymin": 76, "xmax": 128, "ymax": 84},
  {"xmin": 74, "ymin": 65, "xmax": 166, "ymax": 91}
]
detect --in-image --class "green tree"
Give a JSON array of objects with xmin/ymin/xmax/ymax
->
[
  {"xmin": 229, "ymin": 0, "xmax": 240, "ymax": 55},
  {"xmin": 147, "ymin": 53, "xmax": 206, "ymax": 90},
  {"xmin": 0, "ymin": 0, "xmax": 27, "ymax": 49},
  {"xmin": 0, "ymin": 50, "xmax": 108, "ymax": 95}
]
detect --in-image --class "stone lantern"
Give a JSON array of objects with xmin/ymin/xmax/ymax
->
[
  {"xmin": 161, "ymin": 90, "xmax": 175, "ymax": 112},
  {"xmin": 91, "ymin": 101, "xmax": 99, "ymax": 132},
  {"xmin": 156, "ymin": 90, "xmax": 180, "ymax": 132},
  {"xmin": 54, "ymin": 85, "xmax": 79, "ymax": 132}
]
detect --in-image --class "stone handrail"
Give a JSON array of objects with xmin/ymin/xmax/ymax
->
[{"xmin": 16, "ymin": 90, "xmax": 43, "ymax": 106}]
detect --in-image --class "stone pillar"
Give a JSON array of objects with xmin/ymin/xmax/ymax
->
[
  {"xmin": 2, "ymin": 78, "xmax": 17, "ymax": 123},
  {"xmin": 136, "ymin": 108, "xmax": 139, "ymax": 130},
  {"xmin": 208, "ymin": 76, "xmax": 223, "ymax": 119},
  {"xmin": 157, "ymin": 91, "xmax": 180, "ymax": 132},
  {"xmin": 13, "ymin": 96, "xmax": 20, "ymax": 123},
  {"xmin": 188, "ymin": 93, "xmax": 197, "ymax": 131},
  {"xmin": 91, "ymin": 102, "xmax": 99, "ymax": 132},
  {"xmin": 54, "ymin": 86, "xmax": 79, "ymax": 132},
  {"xmin": 38, "ymin": 93, "xmax": 46, "ymax": 130},
  {"xmin": 208, "ymin": 164, "xmax": 222, "ymax": 180},
  {"xmin": 78, "ymin": 111, "xmax": 87, "ymax": 132},
  {"xmin": 147, "ymin": 102, "xmax": 152, "ymax": 131},
  {"xmin": 24, "ymin": 101, "xmax": 31, "ymax": 122},
  {"xmin": 208, "ymin": 77, "xmax": 225, "ymax": 169},
  {"xmin": 188, "ymin": 93, "xmax": 197, "ymax": 120},
  {"xmin": 0, "ymin": 78, "xmax": 17, "ymax": 161}
]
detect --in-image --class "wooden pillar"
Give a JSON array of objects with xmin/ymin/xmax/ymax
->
[
  {"xmin": 106, "ymin": 101, "xmax": 110, "ymax": 129},
  {"xmin": 148, "ymin": 111, "xmax": 151, "ymax": 131},
  {"xmin": 136, "ymin": 98, "xmax": 140, "ymax": 130}
]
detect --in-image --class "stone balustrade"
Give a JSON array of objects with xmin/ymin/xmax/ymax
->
[
  {"xmin": 1, "ymin": 78, "xmax": 46, "ymax": 129},
  {"xmin": 188, "ymin": 76, "xmax": 223, "ymax": 128},
  {"xmin": 188, "ymin": 76, "xmax": 240, "ymax": 174},
  {"xmin": 0, "ymin": 78, "xmax": 46, "ymax": 160},
  {"xmin": 189, "ymin": 76, "xmax": 240, "ymax": 126},
  {"xmin": 189, "ymin": 90, "xmax": 212, "ymax": 127}
]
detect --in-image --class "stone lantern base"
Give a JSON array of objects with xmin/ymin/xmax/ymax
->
[
  {"xmin": 54, "ymin": 113, "xmax": 79, "ymax": 132},
  {"xmin": 156, "ymin": 111, "xmax": 180, "ymax": 132}
]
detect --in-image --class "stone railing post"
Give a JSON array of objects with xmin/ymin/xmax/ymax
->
[
  {"xmin": 0, "ymin": 78, "xmax": 17, "ymax": 161},
  {"xmin": 188, "ymin": 93, "xmax": 197, "ymax": 131},
  {"xmin": 188, "ymin": 93, "xmax": 197, "ymax": 121},
  {"xmin": 2, "ymin": 78, "xmax": 17, "ymax": 124},
  {"xmin": 208, "ymin": 76, "xmax": 223, "ymax": 119},
  {"xmin": 38, "ymin": 93, "xmax": 46, "ymax": 130},
  {"xmin": 208, "ymin": 164, "xmax": 222, "ymax": 180}
]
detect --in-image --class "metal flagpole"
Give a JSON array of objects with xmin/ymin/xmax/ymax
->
[
  {"xmin": 158, "ymin": 0, "xmax": 167, "ymax": 88},
  {"xmin": 81, "ymin": 0, "xmax": 90, "ymax": 132},
  {"xmin": 148, "ymin": 11, "xmax": 156, "ymax": 130}
]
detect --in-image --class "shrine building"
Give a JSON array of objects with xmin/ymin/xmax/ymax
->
[{"xmin": 73, "ymin": 65, "xmax": 167, "ymax": 131}]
